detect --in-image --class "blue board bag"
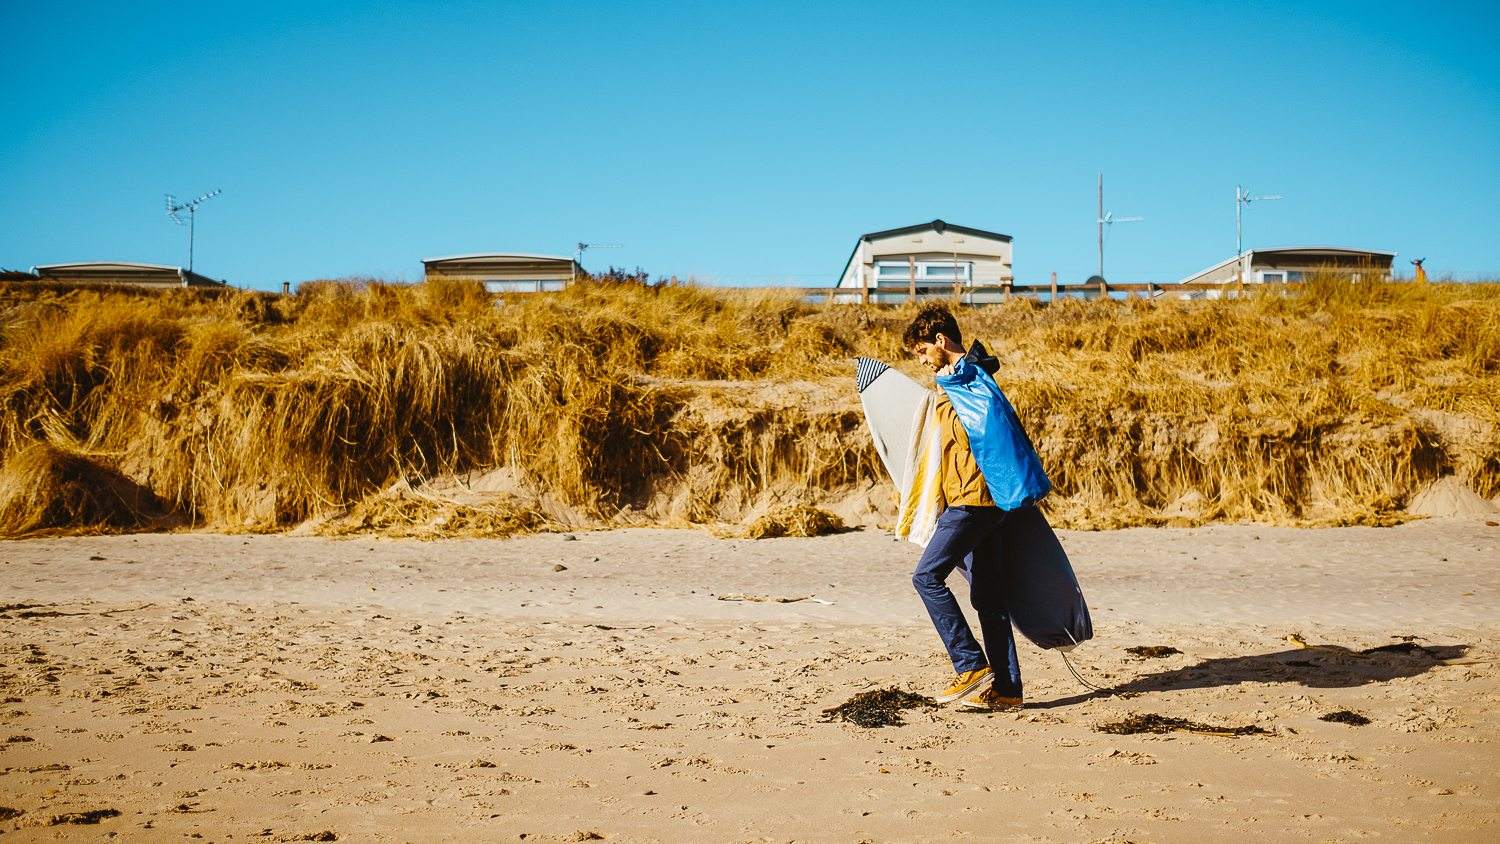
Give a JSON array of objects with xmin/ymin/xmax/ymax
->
[{"xmin": 935, "ymin": 343, "xmax": 1051, "ymax": 511}]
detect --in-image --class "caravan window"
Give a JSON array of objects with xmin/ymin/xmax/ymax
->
[
  {"xmin": 872, "ymin": 261, "xmax": 972, "ymax": 285},
  {"xmin": 924, "ymin": 263, "xmax": 970, "ymax": 280}
]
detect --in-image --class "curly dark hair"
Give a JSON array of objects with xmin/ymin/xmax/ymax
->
[{"xmin": 901, "ymin": 303, "xmax": 963, "ymax": 350}]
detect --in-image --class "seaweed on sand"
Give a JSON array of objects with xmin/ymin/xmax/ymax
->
[
  {"xmin": 1320, "ymin": 710, "xmax": 1371, "ymax": 726},
  {"xmin": 1125, "ymin": 646, "xmax": 1183, "ymax": 658},
  {"xmin": 1095, "ymin": 713, "xmax": 1271, "ymax": 737},
  {"xmin": 20, "ymin": 808, "xmax": 121, "ymax": 826},
  {"xmin": 821, "ymin": 687, "xmax": 937, "ymax": 728},
  {"xmin": 1360, "ymin": 642, "xmax": 1426, "ymax": 656},
  {"xmin": 0, "ymin": 603, "xmax": 44, "ymax": 613}
]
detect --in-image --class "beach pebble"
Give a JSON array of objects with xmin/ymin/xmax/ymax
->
[{"xmin": 554, "ymin": 564, "xmax": 568, "ymax": 572}]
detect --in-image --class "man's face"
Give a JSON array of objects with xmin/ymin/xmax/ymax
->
[{"xmin": 910, "ymin": 340, "xmax": 947, "ymax": 371}]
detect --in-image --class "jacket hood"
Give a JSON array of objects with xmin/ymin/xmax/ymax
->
[{"xmin": 964, "ymin": 340, "xmax": 1000, "ymax": 375}]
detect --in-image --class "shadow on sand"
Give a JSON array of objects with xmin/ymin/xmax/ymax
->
[{"xmin": 1037, "ymin": 643, "xmax": 1472, "ymax": 709}]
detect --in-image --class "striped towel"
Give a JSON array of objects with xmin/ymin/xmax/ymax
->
[
  {"xmin": 895, "ymin": 392, "xmax": 945, "ymax": 547},
  {"xmin": 856, "ymin": 357, "xmax": 945, "ymax": 548}
]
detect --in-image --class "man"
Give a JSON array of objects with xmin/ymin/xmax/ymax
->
[{"xmin": 902, "ymin": 303, "xmax": 1051, "ymax": 711}]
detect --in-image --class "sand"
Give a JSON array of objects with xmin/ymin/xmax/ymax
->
[
  {"xmin": 1407, "ymin": 477, "xmax": 1500, "ymax": 518},
  {"xmin": 1, "ymin": 517, "xmax": 1497, "ymax": 842}
]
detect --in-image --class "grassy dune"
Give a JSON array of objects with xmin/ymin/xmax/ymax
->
[{"xmin": 0, "ymin": 274, "xmax": 1495, "ymax": 537}]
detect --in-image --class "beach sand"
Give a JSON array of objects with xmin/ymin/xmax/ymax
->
[{"xmin": 1, "ymin": 518, "xmax": 1496, "ymax": 842}]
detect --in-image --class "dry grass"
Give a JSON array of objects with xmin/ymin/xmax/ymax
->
[
  {"xmin": 967, "ymin": 276, "xmax": 1500, "ymax": 527},
  {"xmin": 741, "ymin": 503, "xmax": 847, "ymax": 539},
  {"xmin": 314, "ymin": 480, "xmax": 552, "ymax": 540},
  {"xmin": 0, "ymin": 274, "xmax": 1495, "ymax": 537},
  {"xmin": 0, "ymin": 443, "xmax": 162, "ymax": 535}
]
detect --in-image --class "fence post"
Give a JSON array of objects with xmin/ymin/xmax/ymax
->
[
  {"xmin": 1098, "ymin": 276, "xmax": 1107, "ymax": 299},
  {"xmin": 1050, "ymin": 271, "xmax": 1058, "ymax": 305},
  {"xmin": 908, "ymin": 255, "xmax": 916, "ymax": 304}
]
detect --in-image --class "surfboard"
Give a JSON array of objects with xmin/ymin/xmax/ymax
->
[{"xmin": 856, "ymin": 356, "xmax": 1093, "ymax": 652}]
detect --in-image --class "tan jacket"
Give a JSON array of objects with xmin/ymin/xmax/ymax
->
[{"xmin": 935, "ymin": 395, "xmax": 995, "ymax": 507}]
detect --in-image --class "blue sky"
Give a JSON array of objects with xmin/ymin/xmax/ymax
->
[{"xmin": 3, "ymin": 1, "xmax": 1497, "ymax": 290}]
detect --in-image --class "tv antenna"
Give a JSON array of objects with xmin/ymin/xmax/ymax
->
[
  {"xmin": 572, "ymin": 242, "xmax": 621, "ymax": 284},
  {"xmin": 1097, "ymin": 174, "xmax": 1142, "ymax": 279},
  {"xmin": 1235, "ymin": 185, "xmax": 1281, "ymax": 256},
  {"xmin": 165, "ymin": 189, "xmax": 221, "ymax": 272}
]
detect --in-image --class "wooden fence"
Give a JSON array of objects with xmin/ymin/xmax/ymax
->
[
  {"xmin": 490, "ymin": 277, "xmax": 1306, "ymax": 304},
  {"xmin": 736, "ymin": 278, "xmax": 1297, "ymax": 305}
]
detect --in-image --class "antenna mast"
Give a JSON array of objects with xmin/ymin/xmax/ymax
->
[
  {"xmin": 572, "ymin": 242, "xmax": 622, "ymax": 285},
  {"xmin": 1235, "ymin": 185, "xmax": 1281, "ymax": 256},
  {"xmin": 1097, "ymin": 174, "xmax": 1143, "ymax": 279},
  {"xmin": 166, "ymin": 190, "xmax": 221, "ymax": 272}
]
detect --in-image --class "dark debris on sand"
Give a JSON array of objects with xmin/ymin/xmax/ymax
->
[
  {"xmin": 1360, "ymin": 642, "xmax": 1428, "ymax": 656},
  {"xmin": 1320, "ymin": 710, "xmax": 1372, "ymax": 726},
  {"xmin": 22, "ymin": 809, "xmax": 121, "ymax": 826},
  {"xmin": 821, "ymin": 688, "xmax": 938, "ymax": 728},
  {"xmin": 1125, "ymin": 646, "xmax": 1183, "ymax": 658},
  {"xmin": 1095, "ymin": 713, "xmax": 1271, "ymax": 737}
]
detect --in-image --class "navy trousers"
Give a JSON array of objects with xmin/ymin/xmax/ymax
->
[{"xmin": 911, "ymin": 504, "xmax": 1023, "ymax": 699}]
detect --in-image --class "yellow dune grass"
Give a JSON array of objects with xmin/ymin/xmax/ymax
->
[{"xmin": 0, "ymin": 273, "xmax": 1494, "ymax": 536}]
